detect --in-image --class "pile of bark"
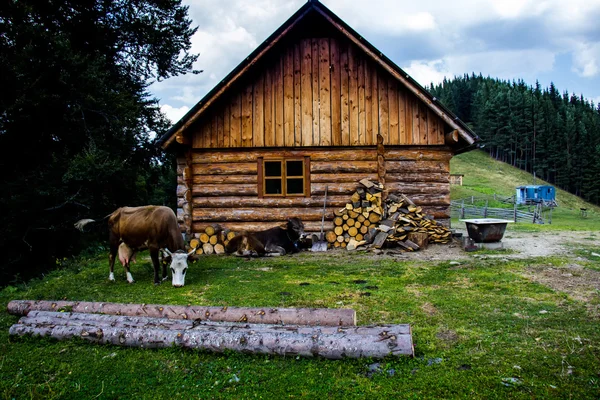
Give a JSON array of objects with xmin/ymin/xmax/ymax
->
[
  {"xmin": 325, "ymin": 179, "xmax": 452, "ymax": 252},
  {"xmin": 7, "ymin": 300, "xmax": 414, "ymax": 359},
  {"xmin": 188, "ymin": 224, "xmax": 237, "ymax": 255}
]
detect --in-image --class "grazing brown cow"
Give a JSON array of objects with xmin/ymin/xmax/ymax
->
[
  {"xmin": 226, "ymin": 218, "xmax": 305, "ymax": 257},
  {"xmin": 75, "ymin": 206, "xmax": 194, "ymax": 286}
]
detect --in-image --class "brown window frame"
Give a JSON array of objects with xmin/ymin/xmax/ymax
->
[{"xmin": 257, "ymin": 156, "xmax": 310, "ymax": 198}]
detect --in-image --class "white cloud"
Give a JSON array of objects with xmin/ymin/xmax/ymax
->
[
  {"xmin": 403, "ymin": 59, "xmax": 449, "ymax": 87},
  {"xmin": 161, "ymin": 104, "xmax": 190, "ymax": 123},
  {"xmin": 572, "ymin": 42, "xmax": 600, "ymax": 77}
]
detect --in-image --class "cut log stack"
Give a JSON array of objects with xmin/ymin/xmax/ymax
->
[
  {"xmin": 189, "ymin": 224, "xmax": 237, "ymax": 255},
  {"xmin": 326, "ymin": 179, "xmax": 384, "ymax": 250},
  {"xmin": 7, "ymin": 300, "xmax": 414, "ymax": 359},
  {"xmin": 325, "ymin": 179, "xmax": 453, "ymax": 252}
]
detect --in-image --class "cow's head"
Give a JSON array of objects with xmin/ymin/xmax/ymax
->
[
  {"xmin": 163, "ymin": 248, "xmax": 195, "ymax": 287},
  {"xmin": 286, "ymin": 217, "xmax": 305, "ymax": 241}
]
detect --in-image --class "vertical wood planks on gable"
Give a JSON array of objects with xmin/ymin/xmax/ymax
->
[
  {"xmin": 358, "ymin": 57, "xmax": 366, "ymax": 145},
  {"xmin": 411, "ymin": 95, "xmax": 420, "ymax": 145},
  {"xmin": 311, "ymin": 39, "xmax": 320, "ymax": 145},
  {"xmin": 419, "ymin": 101, "xmax": 428, "ymax": 144},
  {"xmin": 283, "ymin": 47, "xmax": 294, "ymax": 147},
  {"xmin": 217, "ymin": 106, "xmax": 224, "ymax": 148},
  {"xmin": 241, "ymin": 83, "xmax": 253, "ymax": 147},
  {"xmin": 364, "ymin": 60, "xmax": 373, "ymax": 145},
  {"xmin": 301, "ymin": 39, "xmax": 313, "ymax": 146},
  {"xmin": 378, "ymin": 73, "xmax": 389, "ymax": 144},
  {"xmin": 210, "ymin": 114, "xmax": 217, "ymax": 148},
  {"xmin": 427, "ymin": 109, "xmax": 444, "ymax": 145},
  {"xmin": 330, "ymin": 38, "xmax": 342, "ymax": 146},
  {"xmin": 223, "ymin": 103, "xmax": 231, "ymax": 148},
  {"xmin": 371, "ymin": 66, "xmax": 379, "ymax": 140},
  {"xmin": 264, "ymin": 66, "xmax": 274, "ymax": 147},
  {"xmin": 318, "ymin": 38, "xmax": 331, "ymax": 146},
  {"xmin": 340, "ymin": 43, "xmax": 350, "ymax": 146},
  {"xmin": 253, "ymin": 75, "xmax": 264, "ymax": 147},
  {"xmin": 388, "ymin": 80, "xmax": 399, "ymax": 145},
  {"xmin": 230, "ymin": 92, "xmax": 242, "ymax": 147},
  {"xmin": 293, "ymin": 43, "xmax": 302, "ymax": 146},
  {"xmin": 275, "ymin": 56, "xmax": 284, "ymax": 146},
  {"xmin": 398, "ymin": 86, "xmax": 408, "ymax": 144},
  {"xmin": 348, "ymin": 45, "xmax": 359, "ymax": 145}
]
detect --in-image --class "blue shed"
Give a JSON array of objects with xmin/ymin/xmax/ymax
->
[{"xmin": 515, "ymin": 185, "xmax": 556, "ymax": 205}]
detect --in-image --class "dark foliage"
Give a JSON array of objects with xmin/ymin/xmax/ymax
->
[
  {"xmin": 0, "ymin": 0, "xmax": 198, "ymax": 285},
  {"xmin": 430, "ymin": 74, "xmax": 600, "ymax": 206}
]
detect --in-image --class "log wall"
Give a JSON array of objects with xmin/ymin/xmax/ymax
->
[
  {"xmin": 188, "ymin": 37, "xmax": 446, "ymax": 149},
  {"xmin": 176, "ymin": 147, "xmax": 451, "ymax": 234}
]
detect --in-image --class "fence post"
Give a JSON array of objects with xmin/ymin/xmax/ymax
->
[
  {"xmin": 461, "ymin": 200, "xmax": 465, "ymax": 219},
  {"xmin": 484, "ymin": 200, "xmax": 488, "ymax": 218},
  {"xmin": 471, "ymin": 196, "xmax": 474, "ymax": 204},
  {"xmin": 513, "ymin": 203, "xmax": 517, "ymax": 223}
]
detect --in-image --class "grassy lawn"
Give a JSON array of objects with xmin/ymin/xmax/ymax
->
[
  {"xmin": 1, "ymin": 248, "xmax": 599, "ymax": 399},
  {"xmin": 1, "ymin": 150, "xmax": 599, "ymax": 399}
]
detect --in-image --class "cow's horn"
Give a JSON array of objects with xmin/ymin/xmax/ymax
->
[
  {"xmin": 187, "ymin": 248, "xmax": 196, "ymax": 256},
  {"xmin": 163, "ymin": 248, "xmax": 173, "ymax": 256}
]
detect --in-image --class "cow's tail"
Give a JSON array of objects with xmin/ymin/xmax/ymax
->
[
  {"xmin": 74, "ymin": 212, "xmax": 112, "ymax": 232},
  {"xmin": 74, "ymin": 218, "xmax": 97, "ymax": 232}
]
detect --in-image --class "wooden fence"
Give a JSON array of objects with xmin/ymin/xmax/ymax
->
[{"xmin": 450, "ymin": 200, "xmax": 547, "ymax": 224}]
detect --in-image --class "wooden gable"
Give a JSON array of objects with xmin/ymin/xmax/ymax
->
[{"xmin": 160, "ymin": 1, "xmax": 478, "ymax": 151}]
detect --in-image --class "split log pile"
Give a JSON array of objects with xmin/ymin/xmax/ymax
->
[
  {"xmin": 325, "ymin": 179, "xmax": 453, "ymax": 252},
  {"xmin": 7, "ymin": 300, "xmax": 414, "ymax": 359},
  {"xmin": 188, "ymin": 224, "xmax": 237, "ymax": 255}
]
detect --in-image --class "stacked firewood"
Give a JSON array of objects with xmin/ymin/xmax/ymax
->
[
  {"xmin": 326, "ymin": 179, "xmax": 453, "ymax": 252},
  {"xmin": 189, "ymin": 224, "xmax": 237, "ymax": 255},
  {"xmin": 326, "ymin": 179, "xmax": 384, "ymax": 250}
]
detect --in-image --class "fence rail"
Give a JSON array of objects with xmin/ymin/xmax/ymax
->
[{"xmin": 450, "ymin": 200, "xmax": 545, "ymax": 224}]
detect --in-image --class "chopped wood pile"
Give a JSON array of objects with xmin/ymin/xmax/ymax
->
[
  {"xmin": 188, "ymin": 224, "xmax": 236, "ymax": 255},
  {"xmin": 8, "ymin": 300, "xmax": 414, "ymax": 359},
  {"xmin": 325, "ymin": 179, "xmax": 453, "ymax": 252}
]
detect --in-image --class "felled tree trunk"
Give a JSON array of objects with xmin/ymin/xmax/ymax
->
[
  {"xmin": 7, "ymin": 300, "xmax": 356, "ymax": 326},
  {"xmin": 10, "ymin": 311, "xmax": 413, "ymax": 359}
]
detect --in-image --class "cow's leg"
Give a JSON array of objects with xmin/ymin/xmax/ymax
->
[
  {"xmin": 108, "ymin": 239, "xmax": 119, "ymax": 282},
  {"xmin": 160, "ymin": 250, "xmax": 168, "ymax": 281},
  {"xmin": 265, "ymin": 244, "xmax": 286, "ymax": 256},
  {"xmin": 150, "ymin": 247, "xmax": 161, "ymax": 285}
]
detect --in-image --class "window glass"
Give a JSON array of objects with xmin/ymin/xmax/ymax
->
[
  {"xmin": 265, "ymin": 161, "xmax": 282, "ymax": 177},
  {"xmin": 265, "ymin": 179, "xmax": 282, "ymax": 194},
  {"xmin": 286, "ymin": 160, "xmax": 303, "ymax": 176},
  {"xmin": 287, "ymin": 178, "xmax": 304, "ymax": 194}
]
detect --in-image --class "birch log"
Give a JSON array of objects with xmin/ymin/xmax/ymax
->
[
  {"xmin": 7, "ymin": 300, "xmax": 356, "ymax": 326},
  {"xmin": 9, "ymin": 312, "xmax": 413, "ymax": 359}
]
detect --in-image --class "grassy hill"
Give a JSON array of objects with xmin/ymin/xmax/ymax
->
[{"xmin": 450, "ymin": 150, "xmax": 600, "ymax": 231}]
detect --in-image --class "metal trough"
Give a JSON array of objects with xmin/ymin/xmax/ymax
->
[{"xmin": 459, "ymin": 218, "xmax": 512, "ymax": 243}]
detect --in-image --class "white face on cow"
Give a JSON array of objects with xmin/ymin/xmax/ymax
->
[{"xmin": 163, "ymin": 249, "xmax": 194, "ymax": 287}]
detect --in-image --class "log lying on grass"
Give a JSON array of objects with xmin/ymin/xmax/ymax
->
[
  {"xmin": 7, "ymin": 300, "xmax": 356, "ymax": 326},
  {"xmin": 9, "ymin": 311, "xmax": 414, "ymax": 359}
]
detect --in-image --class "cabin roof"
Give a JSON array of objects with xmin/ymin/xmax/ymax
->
[{"xmin": 158, "ymin": 0, "xmax": 480, "ymax": 151}]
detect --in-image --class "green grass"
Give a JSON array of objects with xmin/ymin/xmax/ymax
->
[
  {"xmin": 2, "ymin": 150, "xmax": 600, "ymax": 398},
  {"xmin": 1, "ymin": 251, "xmax": 600, "ymax": 399},
  {"xmin": 451, "ymin": 150, "xmax": 600, "ymax": 231}
]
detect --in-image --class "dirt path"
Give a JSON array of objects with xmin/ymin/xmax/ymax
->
[{"xmin": 402, "ymin": 229, "xmax": 600, "ymax": 261}]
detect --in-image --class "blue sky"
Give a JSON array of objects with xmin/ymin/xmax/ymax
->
[{"xmin": 151, "ymin": 0, "xmax": 600, "ymax": 123}]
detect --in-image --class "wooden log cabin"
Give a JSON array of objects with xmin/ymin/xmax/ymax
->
[{"xmin": 158, "ymin": 0, "xmax": 480, "ymax": 236}]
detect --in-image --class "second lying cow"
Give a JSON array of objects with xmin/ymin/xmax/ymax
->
[{"xmin": 226, "ymin": 218, "xmax": 305, "ymax": 257}]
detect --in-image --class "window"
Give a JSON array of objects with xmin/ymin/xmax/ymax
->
[{"xmin": 258, "ymin": 157, "xmax": 309, "ymax": 197}]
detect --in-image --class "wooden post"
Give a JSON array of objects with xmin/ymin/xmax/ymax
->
[
  {"xmin": 461, "ymin": 200, "xmax": 465, "ymax": 219},
  {"xmin": 484, "ymin": 200, "xmax": 488, "ymax": 218},
  {"xmin": 513, "ymin": 203, "xmax": 517, "ymax": 223}
]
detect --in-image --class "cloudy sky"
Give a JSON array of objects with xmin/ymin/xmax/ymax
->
[{"xmin": 151, "ymin": 0, "xmax": 600, "ymax": 123}]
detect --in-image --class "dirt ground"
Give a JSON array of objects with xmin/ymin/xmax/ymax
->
[{"xmin": 402, "ymin": 228, "xmax": 600, "ymax": 261}]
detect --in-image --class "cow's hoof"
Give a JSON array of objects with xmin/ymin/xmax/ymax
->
[
  {"xmin": 127, "ymin": 280, "xmax": 135, "ymax": 284},
  {"xmin": 154, "ymin": 281, "xmax": 161, "ymax": 286}
]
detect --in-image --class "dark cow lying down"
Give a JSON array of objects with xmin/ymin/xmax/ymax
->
[
  {"xmin": 75, "ymin": 206, "xmax": 194, "ymax": 286},
  {"xmin": 225, "ymin": 218, "xmax": 305, "ymax": 257}
]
